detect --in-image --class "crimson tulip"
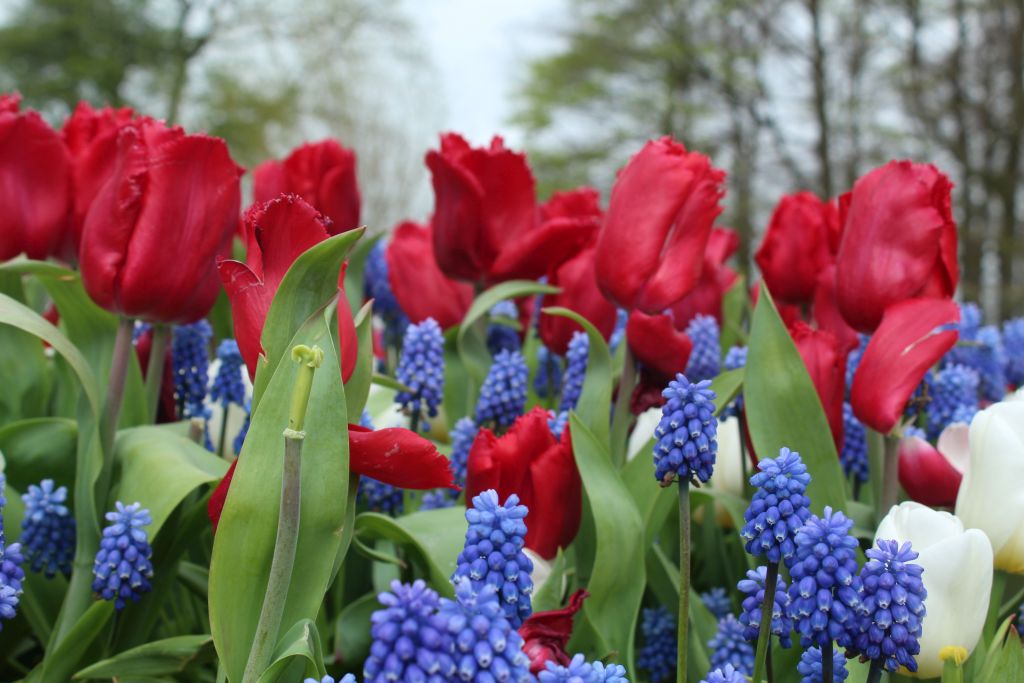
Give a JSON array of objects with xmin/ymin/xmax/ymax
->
[
  {"xmin": 253, "ymin": 139, "xmax": 361, "ymax": 234},
  {"xmin": 595, "ymin": 137, "xmax": 725, "ymax": 313},
  {"xmin": 426, "ymin": 133, "xmax": 593, "ymax": 283},
  {"xmin": 670, "ymin": 227, "xmax": 740, "ymax": 324},
  {"xmin": 755, "ymin": 191, "xmax": 838, "ymax": 305},
  {"xmin": 851, "ymin": 298, "xmax": 960, "ymax": 433},
  {"xmin": 519, "ymin": 589, "xmax": 589, "ymax": 674},
  {"xmin": 385, "ymin": 221, "xmax": 473, "ymax": 329},
  {"xmin": 0, "ymin": 95, "xmax": 73, "ymax": 262},
  {"xmin": 810, "ymin": 265, "xmax": 859, "ymax": 355},
  {"xmin": 465, "ymin": 407, "xmax": 581, "ymax": 559},
  {"xmin": 899, "ymin": 424, "xmax": 968, "ymax": 508},
  {"xmin": 625, "ymin": 310, "xmax": 693, "ymax": 382},
  {"xmin": 835, "ymin": 161, "xmax": 957, "ymax": 332},
  {"xmin": 789, "ymin": 321, "xmax": 845, "ymax": 452},
  {"xmin": 0, "ymin": 92, "xmax": 18, "ymax": 113},
  {"xmin": 538, "ymin": 245, "xmax": 617, "ymax": 356}
]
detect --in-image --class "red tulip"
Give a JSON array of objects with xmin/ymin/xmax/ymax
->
[
  {"xmin": 519, "ymin": 589, "xmax": 589, "ymax": 674},
  {"xmin": 61, "ymin": 101, "xmax": 139, "ymax": 253},
  {"xmin": 0, "ymin": 96, "xmax": 73, "ymax": 261},
  {"xmin": 538, "ymin": 245, "xmax": 616, "ymax": 356},
  {"xmin": 466, "ymin": 407, "xmax": 581, "ymax": 559},
  {"xmin": 78, "ymin": 120, "xmax": 241, "ymax": 323},
  {"xmin": 755, "ymin": 191, "xmax": 838, "ymax": 305},
  {"xmin": 851, "ymin": 298, "xmax": 960, "ymax": 433},
  {"xmin": 253, "ymin": 139, "xmax": 361, "ymax": 234},
  {"xmin": 752, "ymin": 282, "xmax": 802, "ymax": 329},
  {"xmin": 811, "ymin": 265, "xmax": 860, "ymax": 355},
  {"xmin": 540, "ymin": 187, "xmax": 601, "ymax": 222},
  {"xmin": 0, "ymin": 92, "xmax": 18, "ymax": 114},
  {"xmin": 426, "ymin": 134, "xmax": 593, "ymax": 283},
  {"xmin": 595, "ymin": 137, "xmax": 725, "ymax": 313},
  {"xmin": 385, "ymin": 221, "xmax": 474, "ymax": 329},
  {"xmin": 219, "ymin": 194, "xmax": 356, "ymax": 382},
  {"xmin": 835, "ymin": 161, "xmax": 957, "ymax": 332},
  {"xmin": 626, "ymin": 310, "xmax": 693, "ymax": 381},
  {"xmin": 789, "ymin": 321, "xmax": 845, "ymax": 452},
  {"xmin": 898, "ymin": 424, "xmax": 968, "ymax": 507},
  {"xmin": 670, "ymin": 227, "xmax": 740, "ymax": 324}
]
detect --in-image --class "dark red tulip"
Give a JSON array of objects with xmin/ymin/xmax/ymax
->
[
  {"xmin": 219, "ymin": 194, "xmax": 356, "ymax": 382},
  {"xmin": 385, "ymin": 221, "xmax": 474, "ymax": 329},
  {"xmin": 253, "ymin": 139, "xmax": 361, "ymax": 234},
  {"xmin": 0, "ymin": 92, "xmax": 18, "ymax": 113},
  {"xmin": 755, "ymin": 191, "xmax": 838, "ymax": 305},
  {"xmin": 79, "ymin": 120, "xmax": 241, "ymax": 323},
  {"xmin": 540, "ymin": 187, "xmax": 601, "ymax": 222},
  {"xmin": 898, "ymin": 425, "xmax": 968, "ymax": 508},
  {"xmin": 670, "ymin": 227, "xmax": 740, "ymax": 324},
  {"xmin": 539, "ymin": 245, "xmax": 617, "ymax": 356},
  {"xmin": 426, "ymin": 134, "xmax": 594, "ymax": 284},
  {"xmin": 789, "ymin": 321, "xmax": 845, "ymax": 452},
  {"xmin": 626, "ymin": 310, "xmax": 693, "ymax": 381},
  {"xmin": 851, "ymin": 298, "xmax": 960, "ymax": 434},
  {"xmin": 811, "ymin": 265, "xmax": 859, "ymax": 355},
  {"xmin": 466, "ymin": 407, "xmax": 581, "ymax": 559},
  {"xmin": 0, "ymin": 96, "xmax": 73, "ymax": 262},
  {"xmin": 595, "ymin": 137, "xmax": 725, "ymax": 313},
  {"xmin": 835, "ymin": 161, "xmax": 957, "ymax": 332},
  {"xmin": 61, "ymin": 101, "xmax": 139, "ymax": 253},
  {"xmin": 519, "ymin": 589, "xmax": 589, "ymax": 674}
]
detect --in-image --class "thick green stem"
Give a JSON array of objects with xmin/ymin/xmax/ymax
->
[
  {"xmin": 610, "ymin": 348, "xmax": 637, "ymax": 467},
  {"xmin": 750, "ymin": 561, "xmax": 779, "ymax": 683},
  {"xmin": 143, "ymin": 324, "xmax": 170, "ymax": 423},
  {"xmin": 880, "ymin": 434, "xmax": 901, "ymax": 515},
  {"xmin": 98, "ymin": 318, "xmax": 136, "ymax": 491},
  {"xmin": 866, "ymin": 658, "xmax": 884, "ymax": 683},
  {"xmin": 677, "ymin": 481, "xmax": 690, "ymax": 683}
]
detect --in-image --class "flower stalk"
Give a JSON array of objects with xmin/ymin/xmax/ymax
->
[
  {"xmin": 144, "ymin": 323, "xmax": 170, "ymax": 422},
  {"xmin": 677, "ymin": 480, "xmax": 690, "ymax": 683},
  {"xmin": 750, "ymin": 562, "xmax": 779, "ymax": 683},
  {"xmin": 880, "ymin": 432, "xmax": 901, "ymax": 514}
]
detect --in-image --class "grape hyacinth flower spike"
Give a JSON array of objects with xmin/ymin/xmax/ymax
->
[
  {"xmin": 559, "ymin": 331, "xmax": 588, "ymax": 413},
  {"xmin": 684, "ymin": 314, "xmax": 720, "ymax": 382},
  {"xmin": 701, "ymin": 587, "xmax": 733, "ymax": 621},
  {"xmin": 539, "ymin": 652, "xmax": 630, "ymax": 682},
  {"xmin": 210, "ymin": 338, "xmax": 247, "ymax": 454},
  {"xmin": 475, "ymin": 349, "xmax": 529, "ymax": 429},
  {"xmin": 304, "ymin": 676, "xmax": 356, "ymax": 683},
  {"xmin": 797, "ymin": 647, "xmax": 848, "ymax": 683},
  {"xmin": 653, "ymin": 373, "xmax": 717, "ymax": 683},
  {"xmin": 394, "ymin": 318, "xmax": 445, "ymax": 432},
  {"xmin": 638, "ymin": 606, "xmax": 676, "ymax": 683},
  {"xmin": 0, "ymin": 477, "xmax": 26, "ymax": 630},
  {"xmin": 92, "ymin": 501, "xmax": 154, "ymax": 610},
  {"xmin": 708, "ymin": 614, "xmax": 755, "ymax": 675},
  {"xmin": 487, "ymin": 300, "xmax": 522, "ymax": 355},
  {"xmin": 171, "ymin": 319, "xmax": 213, "ymax": 420},
  {"xmin": 20, "ymin": 479, "xmax": 76, "ymax": 577},
  {"xmin": 700, "ymin": 665, "xmax": 747, "ymax": 683},
  {"xmin": 363, "ymin": 579, "xmax": 456, "ymax": 682},
  {"xmin": 738, "ymin": 565, "xmax": 792, "ymax": 648}
]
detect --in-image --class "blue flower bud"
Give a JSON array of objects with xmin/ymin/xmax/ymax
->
[
  {"xmin": 476, "ymin": 350, "xmax": 529, "ymax": 429},
  {"xmin": 559, "ymin": 331, "xmax": 588, "ymax": 413},
  {"xmin": 708, "ymin": 614, "xmax": 754, "ymax": 675},
  {"xmin": 685, "ymin": 314, "xmax": 721, "ymax": 382},
  {"xmin": 91, "ymin": 502, "xmax": 154, "ymax": 610},
  {"xmin": 20, "ymin": 479, "xmax": 76, "ymax": 577},
  {"xmin": 740, "ymin": 447, "xmax": 812, "ymax": 566},
  {"xmin": 653, "ymin": 374, "xmax": 718, "ymax": 485},
  {"xmin": 395, "ymin": 318, "xmax": 446, "ymax": 420}
]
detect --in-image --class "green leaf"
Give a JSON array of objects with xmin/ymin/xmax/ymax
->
[
  {"xmin": 112, "ymin": 426, "xmax": 229, "ymax": 536},
  {"xmin": 744, "ymin": 288, "xmax": 846, "ymax": 514},
  {"xmin": 720, "ymin": 275, "xmax": 748, "ymax": 354},
  {"xmin": 0, "ymin": 417, "xmax": 77, "ymax": 491},
  {"xmin": 621, "ymin": 448, "xmax": 674, "ymax": 549},
  {"xmin": 0, "ymin": 314, "xmax": 51, "ymax": 421},
  {"xmin": 343, "ymin": 232, "xmax": 381, "ymax": 315},
  {"xmin": 709, "ymin": 368, "xmax": 744, "ymax": 417},
  {"xmin": 209, "ymin": 311, "xmax": 350, "ymax": 683},
  {"xmin": 542, "ymin": 307, "xmax": 612, "ymax": 445},
  {"xmin": 456, "ymin": 280, "xmax": 559, "ymax": 390},
  {"xmin": 644, "ymin": 544, "xmax": 715, "ymax": 680},
  {"xmin": 371, "ymin": 372, "xmax": 414, "ymax": 395},
  {"xmin": 354, "ymin": 506, "xmax": 468, "ymax": 596},
  {"xmin": 333, "ymin": 592, "xmax": 378, "ymax": 667},
  {"xmin": 73, "ymin": 635, "xmax": 214, "ymax": 679},
  {"xmin": 40, "ymin": 601, "xmax": 115, "ymax": 683},
  {"xmin": 531, "ymin": 549, "xmax": 568, "ymax": 613},
  {"xmin": 568, "ymin": 414, "xmax": 644, "ymax": 670},
  {"xmin": 256, "ymin": 619, "xmax": 327, "ymax": 683},
  {"xmin": 344, "ymin": 302, "xmax": 376, "ymax": 418}
]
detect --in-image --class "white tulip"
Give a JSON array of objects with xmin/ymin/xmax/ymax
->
[
  {"xmin": 627, "ymin": 407, "xmax": 661, "ymax": 461},
  {"xmin": 708, "ymin": 415, "xmax": 745, "ymax": 498},
  {"xmin": 875, "ymin": 502, "xmax": 993, "ymax": 678},
  {"xmin": 955, "ymin": 400, "xmax": 1024, "ymax": 573}
]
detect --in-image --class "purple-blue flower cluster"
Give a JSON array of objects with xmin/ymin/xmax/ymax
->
[
  {"xmin": 797, "ymin": 646, "xmax": 848, "ymax": 683},
  {"xmin": 209, "ymin": 339, "xmax": 246, "ymax": 407},
  {"xmin": 853, "ymin": 540, "xmax": 926, "ymax": 672},
  {"xmin": 708, "ymin": 614, "xmax": 754, "ymax": 675},
  {"xmin": 476, "ymin": 349, "xmax": 529, "ymax": 429},
  {"xmin": 685, "ymin": 314, "xmax": 720, "ymax": 382},
  {"xmin": 559, "ymin": 331, "xmax": 588, "ymax": 413},
  {"xmin": 487, "ymin": 301, "xmax": 522, "ymax": 356},
  {"xmin": 839, "ymin": 402, "xmax": 869, "ymax": 484},
  {"xmin": 637, "ymin": 606, "xmax": 676, "ymax": 683},
  {"xmin": 92, "ymin": 501, "xmax": 154, "ymax": 610},
  {"xmin": 395, "ymin": 318, "xmax": 446, "ymax": 421},
  {"xmin": 653, "ymin": 374, "xmax": 718, "ymax": 486},
  {"xmin": 20, "ymin": 479, "xmax": 75, "ymax": 577},
  {"xmin": 740, "ymin": 448, "xmax": 812, "ymax": 566},
  {"xmin": 539, "ymin": 653, "xmax": 629, "ymax": 682},
  {"xmin": 171, "ymin": 319, "xmax": 212, "ymax": 419},
  {"xmin": 737, "ymin": 566, "xmax": 792, "ymax": 648}
]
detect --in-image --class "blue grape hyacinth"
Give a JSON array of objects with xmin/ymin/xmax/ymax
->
[
  {"xmin": 92, "ymin": 502, "xmax": 154, "ymax": 610},
  {"xmin": 845, "ymin": 334, "xmax": 869, "ymax": 397},
  {"xmin": 487, "ymin": 301, "xmax": 522, "ymax": 356},
  {"xmin": 738, "ymin": 565, "xmax": 792, "ymax": 648},
  {"xmin": 839, "ymin": 402, "xmax": 869, "ymax": 484},
  {"xmin": 0, "ymin": 542, "xmax": 25, "ymax": 631},
  {"xmin": 797, "ymin": 646, "xmax": 848, "ymax": 683},
  {"xmin": 1003, "ymin": 317, "xmax": 1024, "ymax": 386},
  {"xmin": 209, "ymin": 339, "xmax": 246, "ymax": 407},
  {"xmin": 609, "ymin": 308, "xmax": 628, "ymax": 353},
  {"xmin": 304, "ymin": 676, "xmax": 356, "ymax": 683},
  {"xmin": 637, "ymin": 606, "xmax": 676, "ymax": 683},
  {"xmin": 701, "ymin": 587, "xmax": 733, "ymax": 621},
  {"xmin": 708, "ymin": 614, "xmax": 755, "ymax": 675},
  {"xmin": 533, "ymin": 345, "xmax": 563, "ymax": 399},
  {"xmin": 452, "ymin": 490, "xmax": 533, "ymax": 628},
  {"xmin": 685, "ymin": 314, "xmax": 721, "ymax": 382},
  {"xmin": 548, "ymin": 410, "xmax": 569, "ymax": 439},
  {"xmin": 448, "ymin": 416, "xmax": 478, "ymax": 488},
  {"xmin": 171, "ymin": 319, "xmax": 213, "ymax": 419},
  {"xmin": 233, "ymin": 398, "xmax": 251, "ymax": 455},
  {"xmin": 927, "ymin": 364, "xmax": 979, "ymax": 439},
  {"xmin": 559, "ymin": 331, "xmax": 588, "ymax": 413},
  {"xmin": 740, "ymin": 447, "xmax": 812, "ymax": 567},
  {"xmin": 853, "ymin": 540, "xmax": 927, "ymax": 672},
  {"xmin": 539, "ymin": 652, "xmax": 629, "ymax": 682},
  {"xmin": 945, "ymin": 303, "xmax": 1006, "ymax": 402},
  {"xmin": 441, "ymin": 579, "xmax": 534, "ymax": 682},
  {"xmin": 363, "ymin": 579, "xmax": 455, "ymax": 683},
  {"xmin": 395, "ymin": 318, "xmax": 446, "ymax": 423},
  {"xmin": 701, "ymin": 665, "xmax": 747, "ymax": 683},
  {"xmin": 475, "ymin": 349, "xmax": 529, "ymax": 429},
  {"xmin": 787, "ymin": 507, "xmax": 864, "ymax": 649},
  {"xmin": 20, "ymin": 479, "xmax": 76, "ymax": 577},
  {"xmin": 364, "ymin": 241, "xmax": 402, "ymax": 319},
  {"xmin": 653, "ymin": 374, "xmax": 718, "ymax": 486}
]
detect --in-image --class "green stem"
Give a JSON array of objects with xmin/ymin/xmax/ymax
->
[
  {"xmin": 217, "ymin": 401, "xmax": 230, "ymax": 457},
  {"xmin": 750, "ymin": 562, "xmax": 779, "ymax": 683},
  {"xmin": 97, "ymin": 318, "xmax": 136, "ymax": 495},
  {"xmin": 409, "ymin": 400, "xmax": 422, "ymax": 434},
  {"xmin": 677, "ymin": 481, "xmax": 690, "ymax": 683},
  {"xmin": 866, "ymin": 659, "xmax": 884, "ymax": 683},
  {"xmin": 821, "ymin": 641, "xmax": 833, "ymax": 683},
  {"xmin": 610, "ymin": 347, "xmax": 637, "ymax": 468},
  {"xmin": 143, "ymin": 324, "xmax": 170, "ymax": 423},
  {"xmin": 880, "ymin": 434, "xmax": 901, "ymax": 516}
]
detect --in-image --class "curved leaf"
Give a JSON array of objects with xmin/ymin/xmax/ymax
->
[
  {"xmin": 334, "ymin": 592, "xmax": 378, "ymax": 667},
  {"xmin": 710, "ymin": 368, "xmax": 744, "ymax": 417},
  {"xmin": 256, "ymin": 619, "xmax": 327, "ymax": 683},
  {"xmin": 542, "ymin": 307, "xmax": 612, "ymax": 445},
  {"xmin": 39, "ymin": 601, "xmax": 115, "ymax": 683},
  {"xmin": 0, "ymin": 417, "xmax": 77, "ymax": 491},
  {"xmin": 73, "ymin": 635, "xmax": 214, "ymax": 679}
]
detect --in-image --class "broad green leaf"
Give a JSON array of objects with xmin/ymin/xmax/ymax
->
[
  {"xmin": 112, "ymin": 426, "xmax": 229, "ymax": 536},
  {"xmin": 252, "ymin": 228, "xmax": 364, "ymax": 406},
  {"xmin": 709, "ymin": 368, "xmax": 744, "ymax": 417},
  {"xmin": 209, "ymin": 311, "xmax": 349, "ymax": 683},
  {"xmin": 256, "ymin": 619, "xmax": 327, "ymax": 683},
  {"xmin": 0, "ymin": 417, "xmax": 77, "ymax": 491},
  {"xmin": 371, "ymin": 372, "xmax": 414, "ymax": 395},
  {"xmin": 334, "ymin": 592, "xmax": 378, "ymax": 667},
  {"xmin": 720, "ymin": 275, "xmax": 748, "ymax": 354},
  {"xmin": 343, "ymin": 231, "xmax": 381, "ymax": 315},
  {"xmin": 621, "ymin": 448, "xmax": 674, "ymax": 549},
  {"xmin": 442, "ymin": 328, "xmax": 471, "ymax": 421},
  {"xmin": 542, "ymin": 307, "xmax": 612, "ymax": 445},
  {"xmin": 344, "ymin": 302, "xmax": 375, "ymax": 418},
  {"xmin": 456, "ymin": 280, "xmax": 559, "ymax": 389},
  {"xmin": 744, "ymin": 288, "xmax": 846, "ymax": 514},
  {"xmin": 40, "ymin": 601, "xmax": 115, "ymax": 683},
  {"xmin": 531, "ymin": 549, "xmax": 568, "ymax": 613},
  {"xmin": 568, "ymin": 414, "xmax": 644, "ymax": 672},
  {"xmin": 74, "ymin": 635, "xmax": 214, "ymax": 678},
  {"xmin": 354, "ymin": 506, "xmax": 468, "ymax": 596},
  {"xmin": 0, "ymin": 316, "xmax": 51, "ymax": 422}
]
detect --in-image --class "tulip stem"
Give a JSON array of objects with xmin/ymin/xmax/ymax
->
[
  {"xmin": 880, "ymin": 434, "xmax": 901, "ymax": 515},
  {"xmin": 610, "ymin": 348, "xmax": 637, "ymax": 467},
  {"xmin": 143, "ymin": 324, "xmax": 170, "ymax": 423},
  {"xmin": 677, "ymin": 480, "xmax": 690, "ymax": 683},
  {"xmin": 821, "ymin": 641, "xmax": 833, "ymax": 683},
  {"xmin": 865, "ymin": 659, "xmax": 884, "ymax": 683},
  {"xmin": 750, "ymin": 561, "xmax": 779, "ymax": 683},
  {"xmin": 409, "ymin": 399, "xmax": 422, "ymax": 434},
  {"xmin": 100, "ymin": 318, "xmax": 136, "ymax": 469}
]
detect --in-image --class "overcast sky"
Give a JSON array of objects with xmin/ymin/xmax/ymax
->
[{"xmin": 402, "ymin": 0, "xmax": 568, "ymax": 147}]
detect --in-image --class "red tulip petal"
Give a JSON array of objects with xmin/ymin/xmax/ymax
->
[
  {"xmin": 348, "ymin": 424, "xmax": 457, "ymax": 490},
  {"xmin": 625, "ymin": 310, "xmax": 693, "ymax": 380},
  {"xmin": 0, "ymin": 92, "xmax": 20, "ymax": 114},
  {"xmin": 208, "ymin": 457, "xmax": 238, "ymax": 531},
  {"xmin": 538, "ymin": 246, "xmax": 617, "ymax": 356},
  {"xmin": 252, "ymin": 159, "xmax": 286, "ymax": 206},
  {"xmin": 519, "ymin": 589, "xmax": 590, "ymax": 674},
  {"xmin": 488, "ymin": 215, "xmax": 597, "ymax": 282},
  {"xmin": 540, "ymin": 187, "xmax": 601, "ymax": 222},
  {"xmin": 526, "ymin": 428, "xmax": 581, "ymax": 559},
  {"xmin": 755, "ymin": 191, "xmax": 837, "ymax": 305},
  {"xmin": 670, "ymin": 227, "xmax": 740, "ymax": 324},
  {"xmin": 386, "ymin": 221, "xmax": 474, "ymax": 329},
  {"xmin": 812, "ymin": 265, "xmax": 860, "ymax": 355},
  {"xmin": 898, "ymin": 433, "xmax": 963, "ymax": 507},
  {"xmin": 337, "ymin": 283, "xmax": 358, "ymax": 383},
  {"xmin": 789, "ymin": 321, "xmax": 845, "ymax": 452},
  {"xmin": 218, "ymin": 259, "xmax": 268, "ymax": 381},
  {"xmin": 851, "ymin": 298, "xmax": 960, "ymax": 433}
]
